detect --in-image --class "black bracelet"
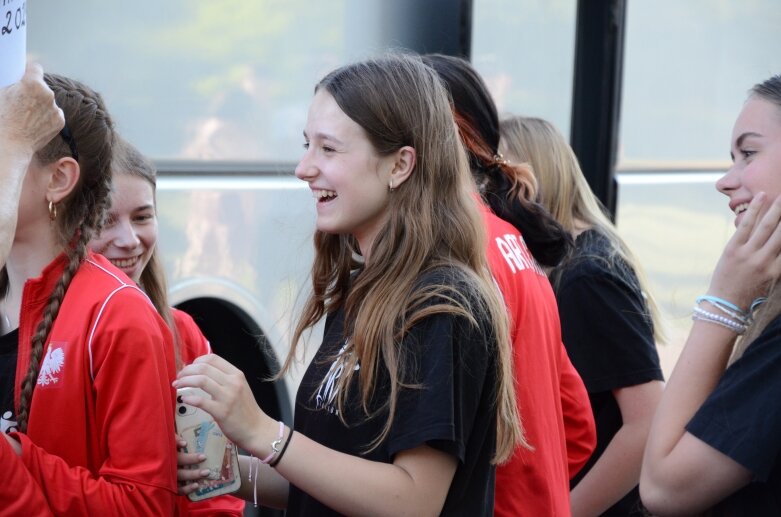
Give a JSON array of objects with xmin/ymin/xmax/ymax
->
[{"xmin": 269, "ymin": 428, "xmax": 293, "ymax": 468}]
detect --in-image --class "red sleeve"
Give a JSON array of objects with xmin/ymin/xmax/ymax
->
[
  {"xmin": 0, "ymin": 435, "xmax": 52, "ymax": 516},
  {"xmin": 173, "ymin": 308, "xmax": 211, "ymax": 365},
  {"xmin": 559, "ymin": 344, "xmax": 596, "ymax": 478},
  {"xmin": 17, "ymin": 291, "xmax": 179, "ymax": 516},
  {"xmin": 173, "ymin": 308, "xmax": 245, "ymax": 515}
]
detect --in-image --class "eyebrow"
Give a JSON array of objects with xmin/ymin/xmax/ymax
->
[
  {"xmin": 735, "ymin": 131, "xmax": 762, "ymax": 148},
  {"xmin": 302, "ymin": 130, "xmax": 345, "ymax": 146}
]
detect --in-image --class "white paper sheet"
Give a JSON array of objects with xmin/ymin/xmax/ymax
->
[{"xmin": 0, "ymin": 0, "xmax": 26, "ymax": 88}]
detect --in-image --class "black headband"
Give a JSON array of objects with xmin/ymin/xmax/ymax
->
[{"xmin": 59, "ymin": 124, "xmax": 79, "ymax": 161}]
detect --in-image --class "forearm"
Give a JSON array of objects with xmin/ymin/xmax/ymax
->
[
  {"xmin": 642, "ymin": 320, "xmax": 735, "ymax": 489},
  {"xmin": 571, "ymin": 423, "xmax": 647, "ymax": 516},
  {"xmin": 0, "ymin": 147, "xmax": 33, "ymax": 266},
  {"xmin": 16, "ymin": 432, "xmax": 177, "ymax": 516},
  {"xmin": 1, "ymin": 433, "xmax": 53, "ymax": 516},
  {"xmin": 236, "ymin": 454, "xmax": 288, "ymax": 509},
  {"xmin": 261, "ymin": 432, "xmax": 454, "ymax": 517}
]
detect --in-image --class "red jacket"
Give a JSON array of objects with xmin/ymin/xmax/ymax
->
[
  {"xmin": 173, "ymin": 309, "xmax": 245, "ymax": 517},
  {"xmin": 3, "ymin": 252, "xmax": 178, "ymax": 516},
  {"xmin": 480, "ymin": 202, "xmax": 596, "ymax": 517}
]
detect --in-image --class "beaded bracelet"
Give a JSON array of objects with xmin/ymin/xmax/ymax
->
[{"xmin": 692, "ymin": 306, "xmax": 747, "ymax": 334}]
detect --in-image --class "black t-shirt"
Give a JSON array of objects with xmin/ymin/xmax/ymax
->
[
  {"xmin": 553, "ymin": 230, "xmax": 663, "ymax": 516},
  {"xmin": 686, "ymin": 315, "xmax": 781, "ymax": 516},
  {"xmin": 287, "ymin": 270, "xmax": 498, "ymax": 516},
  {"xmin": 0, "ymin": 328, "xmax": 19, "ymax": 434}
]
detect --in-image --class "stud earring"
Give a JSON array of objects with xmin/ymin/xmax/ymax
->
[{"xmin": 388, "ymin": 179, "xmax": 395, "ymax": 193}]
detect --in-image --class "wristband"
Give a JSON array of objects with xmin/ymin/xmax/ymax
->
[
  {"xmin": 260, "ymin": 421, "xmax": 285, "ymax": 464},
  {"xmin": 695, "ymin": 295, "xmax": 748, "ymax": 323},
  {"xmin": 269, "ymin": 429, "xmax": 293, "ymax": 468}
]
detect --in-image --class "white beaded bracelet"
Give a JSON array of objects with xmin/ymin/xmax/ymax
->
[{"xmin": 692, "ymin": 306, "xmax": 747, "ymax": 334}]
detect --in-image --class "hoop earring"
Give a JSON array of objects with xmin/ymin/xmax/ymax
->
[{"xmin": 48, "ymin": 201, "xmax": 57, "ymax": 221}]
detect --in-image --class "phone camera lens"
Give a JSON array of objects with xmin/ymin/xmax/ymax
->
[{"xmin": 178, "ymin": 405, "xmax": 187, "ymax": 415}]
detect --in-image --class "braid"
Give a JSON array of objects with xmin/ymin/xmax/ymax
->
[{"xmin": 17, "ymin": 73, "xmax": 114, "ymax": 432}]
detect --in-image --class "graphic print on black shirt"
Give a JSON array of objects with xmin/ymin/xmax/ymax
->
[
  {"xmin": 314, "ymin": 340, "xmax": 359, "ymax": 416},
  {"xmin": 287, "ymin": 269, "xmax": 499, "ymax": 517},
  {"xmin": 0, "ymin": 328, "xmax": 19, "ymax": 434}
]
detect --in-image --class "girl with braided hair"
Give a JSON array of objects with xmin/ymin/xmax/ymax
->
[{"xmin": 0, "ymin": 74, "xmax": 178, "ymax": 515}]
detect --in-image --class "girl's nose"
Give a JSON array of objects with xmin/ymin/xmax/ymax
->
[
  {"xmin": 295, "ymin": 152, "xmax": 317, "ymax": 182},
  {"xmin": 114, "ymin": 220, "xmax": 141, "ymax": 248},
  {"xmin": 715, "ymin": 165, "xmax": 739, "ymax": 196}
]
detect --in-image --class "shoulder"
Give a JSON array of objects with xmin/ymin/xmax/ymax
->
[
  {"xmin": 172, "ymin": 308, "xmax": 211, "ymax": 362},
  {"xmin": 77, "ymin": 253, "xmax": 146, "ymax": 299},
  {"xmin": 555, "ymin": 231, "xmax": 639, "ymax": 292},
  {"xmin": 64, "ymin": 254, "xmax": 156, "ymax": 320}
]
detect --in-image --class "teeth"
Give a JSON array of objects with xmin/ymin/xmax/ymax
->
[
  {"xmin": 314, "ymin": 189, "xmax": 337, "ymax": 200},
  {"xmin": 110, "ymin": 256, "xmax": 139, "ymax": 268},
  {"xmin": 734, "ymin": 202, "xmax": 749, "ymax": 215}
]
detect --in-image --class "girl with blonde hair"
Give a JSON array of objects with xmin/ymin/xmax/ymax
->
[
  {"xmin": 641, "ymin": 74, "xmax": 781, "ymax": 515},
  {"xmin": 500, "ymin": 116, "xmax": 664, "ymax": 516}
]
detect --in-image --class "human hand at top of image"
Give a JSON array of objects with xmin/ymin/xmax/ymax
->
[
  {"xmin": 0, "ymin": 62, "xmax": 64, "ymax": 156},
  {"xmin": 708, "ymin": 193, "xmax": 781, "ymax": 311},
  {"xmin": 173, "ymin": 354, "xmax": 272, "ymax": 455}
]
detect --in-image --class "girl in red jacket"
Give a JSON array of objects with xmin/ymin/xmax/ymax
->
[
  {"xmin": 0, "ymin": 73, "xmax": 179, "ymax": 515},
  {"xmin": 89, "ymin": 136, "xmax": 245, "ymax": 516}
]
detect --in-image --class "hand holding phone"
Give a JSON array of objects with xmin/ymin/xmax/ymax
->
[{"xmin": 176, "ymin": 387, "xmax": 241, "ymax": 501}]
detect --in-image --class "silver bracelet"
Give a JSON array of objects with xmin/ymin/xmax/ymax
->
[{"xmin": 692, "ymin": 306, "xmax": 747, "ymax": 334}]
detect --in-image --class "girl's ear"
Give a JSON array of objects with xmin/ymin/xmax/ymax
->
[
  {"xmin": 390, "ymin": 146, "xmax": 416, "ymax": 188},
  {"xmin": 46, "ymin": 157, "xmax": 81, "ymax": 204}
]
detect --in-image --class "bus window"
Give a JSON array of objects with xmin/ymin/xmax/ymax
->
[
  {"xmin": 28, "ymin": 0, "xmax": 387, "ymax": 162},
  {"xmin": 472, "ymin": 0, "xmax": 577, "ymax": 135},
  {"xmin": 617, "ymin": 0, "xmax": 779, "ymax": 373}
]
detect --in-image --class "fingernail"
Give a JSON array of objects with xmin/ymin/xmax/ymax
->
[
  {"xmin": 198, "ymin": 454, "xmax": 207, "ymax": 461},
  {"xmin": 200, "ymin": 469, "xmax": 210, "ymax": 476}
]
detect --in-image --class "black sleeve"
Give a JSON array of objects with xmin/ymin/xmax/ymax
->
[
  {"xmin": 385, "ymin": 310, "xmax": 492, "ymax": 463},
  {"xmin": 557, "ymin": 264, "xmax": 663, "ymax": 393},
  {"xmin": 687, "ymin": 316, "xmax": 781, "ymax": 481}
]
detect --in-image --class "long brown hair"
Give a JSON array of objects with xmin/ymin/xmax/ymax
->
[
  {"xmin": 109, "ymin": 137, "xmax": 181, "ymax": 369},
  {"xmin": 499, "ymin": 115, "xmax": 665, "ymax": 343},
  {"xmin": 14, "ymin": 74, "xmax": 115, "ymax": 432},
  {"xmin": 280, "ymin": 54, "xmax": 524, "ymax": 462},
  {"xmin": 731, "ymin": 74, "xmax": 781, "ymax": 361}
]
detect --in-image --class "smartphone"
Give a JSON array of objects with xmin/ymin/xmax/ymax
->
[{"xmin": 175, "ymin": 387, "xmax": 241, "ymax": 501}]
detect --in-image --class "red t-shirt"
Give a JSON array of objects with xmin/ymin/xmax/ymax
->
[{"xmin": 479, "ymin": 202, "xmax": 596, "ymax": 517}]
